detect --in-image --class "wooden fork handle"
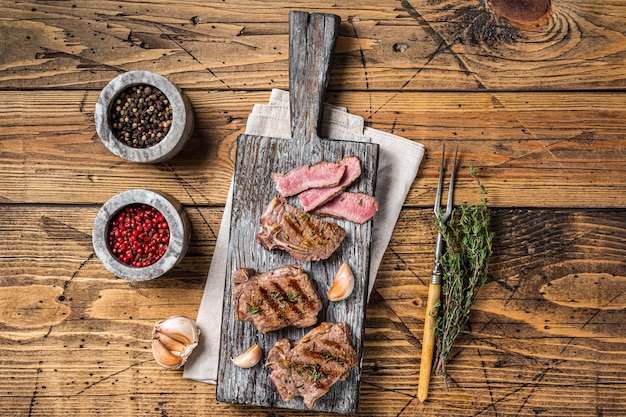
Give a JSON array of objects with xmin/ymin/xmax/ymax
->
[{"xmin": 417, "ymin": 282, "xmax": 441, "ymax": 402}]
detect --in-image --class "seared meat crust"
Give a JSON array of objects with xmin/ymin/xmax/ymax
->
[
  {"xmin": 265, "ymin": 322, "xmax": 358, "ymax": 408},
  {"xmin": 256, "ymin": 198, "xmax": 346, "ymax": 262},
  {"xmin": 233, "ymin": 265, "xmax": 323, "ymax": 333}
]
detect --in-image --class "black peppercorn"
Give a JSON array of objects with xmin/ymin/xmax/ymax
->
[{"xmin": 109, "ymin": 84, "xmax": 173, "ymax": 148}]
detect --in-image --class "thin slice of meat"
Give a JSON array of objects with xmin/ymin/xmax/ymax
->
[
  {"xmin": 265, "ymin": 322, "xmax": 358, "ymax": 409},
  {"xmin": 299, "ymin": 156, "xmax": 362, "ymax": 212},
  {"xmin": 272, "ymin": 161, "xmax": 346, "ymax": 197},
  {"xmin": 232, "ymin": 265, "xmax": 322, "ymax": 333},
  {"xmin": 256, "ymin": 197, "xmax": 346, "ymax": 262},
  {"xmin": 313, "ymin": 192, "xmax": 378, "ymax": 224}
]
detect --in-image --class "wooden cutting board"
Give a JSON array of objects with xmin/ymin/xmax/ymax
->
[{"xmin": 216, "ymin": 11, "xmax": 379, "ymax": 414}]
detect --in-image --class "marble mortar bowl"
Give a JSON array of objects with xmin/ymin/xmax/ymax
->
[
  {"xmin": 95, "ymin": 70, "xmax": 194, "ymax": 163},
  {"xmin": 93, "ymin": 189, "xmax": 191, "ymax": 281}
]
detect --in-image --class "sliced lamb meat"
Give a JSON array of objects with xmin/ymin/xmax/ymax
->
[
  {"xmin": 265, "ymin": 322, "xmax": 358, "ymax": 409},
  {"xmin": 256, "ymin": 197, "xmax": 346, "ymax": 262},
  {"xmin": 313, "ymin": 192, "xmax": 378, "ymax": 224},
  {"xmin": 232, "ymin": 265, "xmax": 323, "ymax": 333},
  {"xmin": 272, "ymin": 161, "xmax": 346, "ymax": 197},
  {"xmin": 299, "ymin": 156, "xmax": 362, "ymax": 212}
]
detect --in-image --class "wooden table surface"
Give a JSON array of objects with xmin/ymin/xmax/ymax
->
[{"xmin": 1, "ymin": 1, "xmax": 625, "ymax": 416}]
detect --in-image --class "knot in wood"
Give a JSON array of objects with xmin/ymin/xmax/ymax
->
[{"xmin": 489, "ymin": 0, "xmax": 552, "ymax": 30}]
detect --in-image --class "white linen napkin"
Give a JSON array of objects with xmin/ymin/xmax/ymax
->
[{"xmin": 183, "ymin": 89, "xmax": 424, "ymax": 384}]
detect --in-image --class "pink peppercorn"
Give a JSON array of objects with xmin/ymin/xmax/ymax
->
[{"xmin": 107, "ymin": 204, "xmax": 170, "ymax": 267}]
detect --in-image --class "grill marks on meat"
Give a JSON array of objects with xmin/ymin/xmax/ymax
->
[
  {"xmin": 256, "ymin": 197, "xmax": 346, "ymax": 262},
  {"xmin": 233, "ymin": 265, "xmax": 322, "ymax": 333},
  {"xmin": 272, "ymin": 161, "xmax": 345, "ymax": 197},
  {"xmin": 265, "ymin": 322, "xmax": 358, "ymax": 409},
  {"xmin": 299, "ymin": 156, "xmax": 362, "ymax": 212},
  {"xmin": 313, "ymin": 192, "xmax": 379, "ymax": 224}
]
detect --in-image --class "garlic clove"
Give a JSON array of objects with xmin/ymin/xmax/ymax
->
[
  {"xmin": 327, "ymin": 261, "xmax": 355, "ymax": 301},
  {"xmin": 152, "ymin": 315, "xmax": 200, "ymax": 370},
  {"xmin": 231, "ymin": 344, "xmax": 262, "ymax": 368},
  {"xmin": 154, "ymin": 331, "xmax": 187, "ymax": 354},
  {"xmin": 153, "ymin": 315, "xmax": 199, "ymax": 346},
  {"xmin": 152, "ymin": 338, "xmax": 184, "ymax": 369}
]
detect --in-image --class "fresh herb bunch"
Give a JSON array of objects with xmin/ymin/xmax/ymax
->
[{"xmin": 433, "ymin": 165, "xmax": 494, "ymax": 388}]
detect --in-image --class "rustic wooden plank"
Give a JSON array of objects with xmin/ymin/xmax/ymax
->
[
  {"xmin": 1, "ymin": 205, "xmax": 625, "ymax": 416},
  {"xmin": 372, "ymin": 207, "xmax": 626, "ymax": 416},
  {"xmin": 0, "ymin": 90, "xmax": 625, "ymax": 208},
  {"xmin": 1, "ymin": 0, "xmax": 625, "ymax": 90},
  {"xmin": 217, "ymin": 134, "xmax": 377, "ymax": 413},
  {"xmin": 0, "ymin": 205, "xmax": 216, "ymax": 415},
  {"xmin": 3, "ymin": 2, "xmax": 626, "ymax": 417},
  {"xmin": 216, "ymin": 12, "xmax": 378, "ymax": 413}
]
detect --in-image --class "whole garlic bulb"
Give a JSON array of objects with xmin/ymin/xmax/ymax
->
[{"xmin": 151, "ymin": 315, "xmax": 200, "ymax": 369}]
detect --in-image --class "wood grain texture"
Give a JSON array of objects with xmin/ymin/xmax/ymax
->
[
  {"xmin": 1, "ymin": 206, "xmax": 625, "ymax": 416},
  {"xmin": 288, "ymin": 11, "xmax": 341, "ymax": 162},
  {"xmin": 1, "ymin": 1, "xmax": 626, "ymax": 90},
  {"xmin": 417, "ymin": 282, "xmax": 441, "ymax": 402},
  {"xmin": 2, "ymin": 0, "xmax": 626, "ymax": 415},
  {"xmin": 0, "ymin": 90, "xmax": 624, "ymax": 208},
  {"xmin": 216, "ymin": 12, "xmax": 379, "ymax": 413},
  {"xmin": 217, "ymin": 134, "xmax": 377, "ymax": 413}
]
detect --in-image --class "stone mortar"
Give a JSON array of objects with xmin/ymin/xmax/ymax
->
[
  {"xmin": 92, "ymin": 189, "xmax": 191, "ymax": 281},
  {"xmin": 95, "ymin": 70, "xmax": 194, "ymax": 163}
]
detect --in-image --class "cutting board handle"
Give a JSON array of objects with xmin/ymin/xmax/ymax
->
[{"xmin": 289, "ymin": 11, "xmax": 341, "ymax": 163}]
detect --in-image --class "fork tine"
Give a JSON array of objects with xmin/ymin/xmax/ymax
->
[
  {"xmin": 434, "ymin": 143, "xmax": 446, "ymax": 216},
  {"xmin": 438, "ymin": 143, "xmax": 458, "ymax": 224},
  {"xmin": 444, "ymin": 143, "xmax": 458, "ymax": 217}
]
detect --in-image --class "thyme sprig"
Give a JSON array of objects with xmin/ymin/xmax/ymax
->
[{"xmin": 433, "ymin": 165, "xmax": 494, "ymax": 388}]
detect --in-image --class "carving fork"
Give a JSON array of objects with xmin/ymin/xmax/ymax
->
[{"xmin": 417, "ymin": 143, "xmax": 458, "ymax": 402}]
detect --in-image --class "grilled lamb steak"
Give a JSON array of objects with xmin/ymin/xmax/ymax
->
[
  {"xmin": 265, "ymin": 322, "xmax": 358, "ymax": 409},
  {"xmin": 314, "ymin": 192, "xmax": 378, "ymax": 224},
  {"xmin": 232, "ymin": 265, "xmax": 323, "ymax": 333},
  {"xmin": 256, "ymin": 197, "xmax": 346, "ymax": 262},
  {"xmin": 272, "ymin": 161, "xmax": 345, "ymax": 197},
  {"xmin": 299, "ymin": 156, "xmax": 362, "ymax": 212}
]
